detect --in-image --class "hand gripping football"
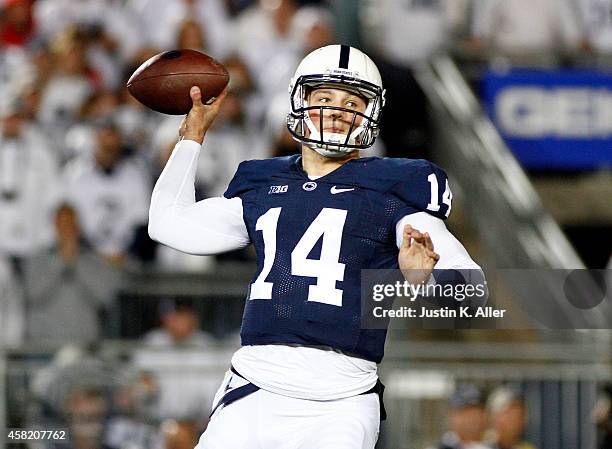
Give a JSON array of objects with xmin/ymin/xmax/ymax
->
[{"xmin": 127, "ymin": 49, "xmax": 229, "ymax": 115}]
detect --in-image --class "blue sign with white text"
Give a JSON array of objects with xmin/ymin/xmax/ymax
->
[{"xmin": 484, "ymin": 69, "xmax": 612, "ymax": 170}]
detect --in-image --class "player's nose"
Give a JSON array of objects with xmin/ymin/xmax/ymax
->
[{"xmin": 329, "ymin": 108, "xmax": 345, "ymax": 120}]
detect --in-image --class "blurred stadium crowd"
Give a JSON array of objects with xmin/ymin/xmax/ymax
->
[{"xmin": 1, "ymin": 0, "xmax": 611, "ymax": 448}]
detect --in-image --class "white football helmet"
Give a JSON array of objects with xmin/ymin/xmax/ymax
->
[{"xmin": 287, "ymin": 45, "xmax": 385, "ymax": 158}]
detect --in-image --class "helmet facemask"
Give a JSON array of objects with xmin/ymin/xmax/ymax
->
[{"xmin": 287, "ymin": 74, "xmax": 384, "ymax": 158}]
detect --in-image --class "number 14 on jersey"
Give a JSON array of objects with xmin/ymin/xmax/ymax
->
[{"xmin": 249, "ymin": 207, "xmax": 347, "ymax": 307}]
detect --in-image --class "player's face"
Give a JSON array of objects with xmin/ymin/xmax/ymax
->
[{"xmin": 307, "ymin": 87, "xmax": 367, "ymax": 137}]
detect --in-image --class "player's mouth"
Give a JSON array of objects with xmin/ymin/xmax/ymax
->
[{"xmin": 325, "ymin": 127, "xmax": 346, "ymax": 133}]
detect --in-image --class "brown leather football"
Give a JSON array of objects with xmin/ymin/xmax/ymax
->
[{"xmin": 127, "ymin": 49, "xmax": 229, "ymax": 115}]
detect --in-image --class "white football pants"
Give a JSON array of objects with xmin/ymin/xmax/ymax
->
[{"xmin": 195, "ymin": 372, "xmax": 380, "ymax": 449}]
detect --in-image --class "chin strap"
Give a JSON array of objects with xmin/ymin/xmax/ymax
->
[
  {"xmin": 307, "ymin": 141, "xmax": 347, "ymax": 158},
  {"xmin": 302, "ymin": 102, "xmax": 366, "ymax": 157}
]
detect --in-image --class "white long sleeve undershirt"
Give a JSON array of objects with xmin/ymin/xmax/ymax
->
[{"xmin": 148, "ymin": 140, "xmax": 250, "ymax": 255}]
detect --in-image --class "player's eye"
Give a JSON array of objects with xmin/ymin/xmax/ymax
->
[
  {"xmin": 317, "ymin": 97, "xmax": 330, "ymax": 103},
  {"xmin": 346, "ymin": 101, "xmax": 357, "ymax": 108}
]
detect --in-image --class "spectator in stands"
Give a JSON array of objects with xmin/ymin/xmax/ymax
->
[
  {"xmin": 486, "ymin": 387, "xmax": 537, "ymax": 449},
  {"xmin": 574, "ymin": 0, "xmax": 612, "ymax": 54},
  {"xmin": 75, "ymin": 22, "xmax": 124, "ymax": 91},
  {"xmin": 357, "ymin": 1, "xmax": 435, "ymax": 158},
  {"xmin": 133, "ymin": 298, "xmax": 219, "ymax": 424},
  {"xmin": 292, "ymin": 4, "xmax": 335, "ymax": 52},
  {"xmin": 222, "ymin": 54, "xmax": 262, "ymax": 135},
  {"xmin": 162, "ymin": 420, "xmax": 198, "ymax": 449},
  {"xmin": 19, "ymin": 82, "xmax": 45, "ymax": 124},
  {"xmin": 22, "ymin": 44, "xmax": 54, "ymax": 94},
  {"xmin": 64, "ymin": 89, "xmax": 122, "ymax": 163},
  {"xmin": 234, "ymin": 0, "xmax": 300, "ymax": 96},
  {"xmin": 0, "ymin": 255, "xmax": 24, "ymax": 347},
  {"xmin": 105, "ymin": 372, "xmax": 166, "ymax": 449},
  {"xmin": 144, "ymin": 299, "xmax": 213, "ymax": 346},
  {"xmin": 265, "ymin": 93, "xmax": 301, "ymax": 158},
  {"xmin": 62, "ymin": 386, "xmax": 111, "ymax": 449},
  {"xmin": 38, "ymin": 26, "xmax": 97, "ymax": 151},
  {"xmin": 60, "ymin": 384, "xmax": 164, "ymax": 449},
  {"xmin": 0, "ymin": 0, "xmax": 35, "ymax": 48},
  {"xmin": 468, "ymin": 0, "xmax": 585, "ymax": 59},
  {"xmin": 41, "ymin": 25, "xmax": 99, "ymax": 116},
  {"xmin": 177, "ymin": 18, "xmax": 207, "ymax": 51},
  {"xmin": 594, "ymin": 383, "xmax": 612, "ymax": 449},
  {"xmin": 24, "ymin": 203, "xmax": 120, "ymax": 344},
  {"xmin": 361, "ymin": 0, "xmax": 467, "ymax": 67},
  {"xmin": 30, "ymin": 346, "xmax": 163, "ymax": 449},
  {"xmin": 258, "ymin": 5, "xmax": 336, "ymax": 106},
  {"xmin": 0, "ymin": 98, "xmax": 59, "ymax": 271},
  {"xmin": 34, "ymin": 0, "xmax": 145, "ymax": 64},
  {"xmin": 63, "ymin": 120, "xmax": 152, "ymax": 267},
  {"xmin": 0, "ymin": 44, "xmax": 35, "ymax": 115},
  {"xmin": 130, "ymin": 0, "xmax": 232, "ymax": 58},
  {"xmin": 431, "ymin": 384, "xmax": 489, "ymax": 449}
]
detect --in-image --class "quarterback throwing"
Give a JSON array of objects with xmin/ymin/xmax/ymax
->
[{"xmin": 149, "ymin": 45, "xmax": 484, "ymax": 449}]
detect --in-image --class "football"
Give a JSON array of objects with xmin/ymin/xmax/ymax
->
[{"xmin": 127, "ymin": 49, "xmax": 230, "ymax": 115}]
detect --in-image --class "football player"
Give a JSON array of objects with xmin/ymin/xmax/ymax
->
[{"xmin": 149, "ymin": 45, "xmax": 484, "ymax": 449}]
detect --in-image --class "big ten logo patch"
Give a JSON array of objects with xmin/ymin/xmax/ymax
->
[{"xmin": 269, "ymin": 185, "xmax": 289, "ymax": 194}]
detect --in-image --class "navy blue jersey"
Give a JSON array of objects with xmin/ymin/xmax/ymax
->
[{"xmin": 224, "ymin": 155, "xmax": 451, "ymax": 363}]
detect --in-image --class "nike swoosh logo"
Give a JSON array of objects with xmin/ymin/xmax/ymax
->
[{"xmin": 330, "ymin": 186, "xmax": 355, "ymax": 194}]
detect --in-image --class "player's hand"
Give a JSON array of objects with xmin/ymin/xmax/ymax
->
[
  {"xmin": 179, "ymin": 85, "xmax": 229, "ymax": 144},
  {"xmin": 398, "ymin": 224, "xmax": 439, "ymax": 285}
]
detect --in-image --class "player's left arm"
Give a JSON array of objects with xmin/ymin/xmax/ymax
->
[
  {"xmin": 387, "ymin": 158, "xmax": 486, "ymax": 306},
  {"xmin": 396, "ymin": 212, "xmax": 488, "ymax": 307},
  {"xmin": 396, "ymin": 212, "xmax": 481, "ymax": 271}
]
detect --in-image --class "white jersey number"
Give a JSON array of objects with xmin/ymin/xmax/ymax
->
[
  {"xmin": 249, "ymin": 207, "xmax": 281, "ymax": 300},
  {"xmin": 249, "ymin": 207, "xmax": 347, "ymax": 306},
  {"xmin": 426, "ymin": 173, "xmax": 452, "ymax": 217}
]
